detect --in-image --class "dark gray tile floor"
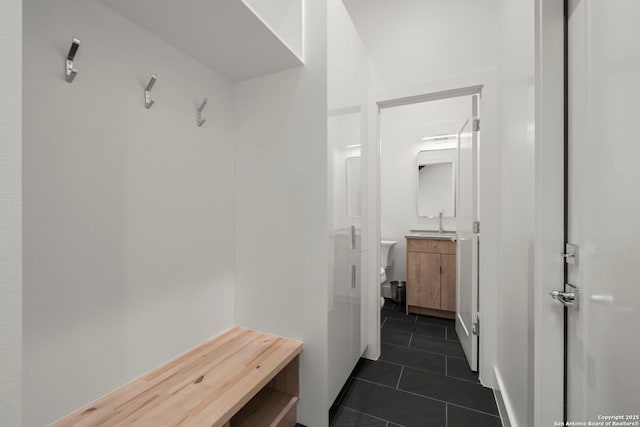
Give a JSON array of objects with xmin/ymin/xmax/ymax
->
[{"xmin": 329, "ymin": 299, "xmax": 502, "ymax": 427}]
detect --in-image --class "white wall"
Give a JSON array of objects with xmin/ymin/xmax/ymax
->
[
  {"xmin": 493, "ymin": 0, "xmax": 536, "ymax": 425},
  {"xmin": 234, "ymin": 0, "xmax": 328, "ymax": 425},
  {"xmin": 380, "ymin": 97, "xmax": 469, "ymax": 290},
  {"xmin": 0, "ymin": 1, "xmax": 22, "ymax": 425},
  {"xmin": 22, "ymin": 1, "xmax": 236, "ymax": 425},
  {"xmin": 343, "ymin": 0, "xmax": 499, "ymax": 91}
]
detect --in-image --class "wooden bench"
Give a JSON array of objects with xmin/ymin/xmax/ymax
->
[{"xmin": 52, "ymin": 327, "xmax": 303, "ymax": 427}]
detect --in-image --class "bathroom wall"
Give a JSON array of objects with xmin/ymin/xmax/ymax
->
[
  {"xmin": 234, "ymin": 0, "xmax": 328, "ymax": 425},
  {"xmin": 0, "ymin": 1, "xmax": 22, "ymax": 425},
  {"xmin": 380, "ymin": 97, "xmax": 470, "ymax": 291},
  {"xmin": 22, "ymin": 1, "xmax": 236, "ymax": 425}
]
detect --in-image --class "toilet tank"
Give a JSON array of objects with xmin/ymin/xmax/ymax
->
[{"xmin": 380, "ymin": 240, "xmax": 397, "ymax": 268}]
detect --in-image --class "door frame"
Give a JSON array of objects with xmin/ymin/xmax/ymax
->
[
  {"xmin": 533, "ymin": 0, "xmax": 565, "ymax": 424},
  {"xmin": 362, "ymin": 73, "xmax": 500, "ymax": 390}
]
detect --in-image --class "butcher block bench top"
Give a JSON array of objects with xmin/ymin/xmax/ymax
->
[{"xmin": 52, "ymin": 327, "xmax": 303, "ymax": 427}]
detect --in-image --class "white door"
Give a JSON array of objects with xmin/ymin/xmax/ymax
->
[
  {"xmin": 455, "ymin": 96, "xmax": 479, "ymax": 371},
  {"xmin": 327, "ymin": 111, "xmax": 364, "ymax": 404},
  {"xmin": 564, "ymin": 0, "xmax": 640, "ymax": 420}
]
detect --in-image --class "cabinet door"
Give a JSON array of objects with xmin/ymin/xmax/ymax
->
[
  {"xmin": 440, "ymin": 254, "xmax": 457, "ymax": 312},
  {"xmin": 420, "ymin": 253, "xmax": 441, "ymax": 309},
  {"xmin": 407, "ymin": 252, "xmax": 441, "ymax": 309},
  {"xmin": 406, "ymin": 251, "xmax": 421, "ymax": 308}
]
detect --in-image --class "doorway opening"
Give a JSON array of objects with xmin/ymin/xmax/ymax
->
[{"xmin": 376, "ymin": 87, "xmax": 482, "ymax": 374}]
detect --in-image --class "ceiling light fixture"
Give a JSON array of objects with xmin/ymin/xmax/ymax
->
[{"xmin": 420, "ymin": 134, "xmax": 458, "ymax": 142}]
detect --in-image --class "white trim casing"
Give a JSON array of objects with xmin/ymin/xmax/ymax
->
[
  {"xmin": 0, "ymin": 0, "xmax": 22, "ymax": 425},
  {"xmin": 534, "ymin": 0, "xmax": 565, "ymax": 424}
]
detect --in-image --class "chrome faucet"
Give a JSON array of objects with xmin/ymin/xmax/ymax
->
[{"xmin": 438, "ymin": 212, "xmax": 444, "ymax": 234}]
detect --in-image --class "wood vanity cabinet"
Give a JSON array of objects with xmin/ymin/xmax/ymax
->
[{"xmin": 406, "ymin": 237, "xmax": 456, "ymax": 318}]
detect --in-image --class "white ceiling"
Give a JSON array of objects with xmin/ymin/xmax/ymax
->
[{"xmin": 98, "ymin": 0, "xmax": 303, "ymax": 81}]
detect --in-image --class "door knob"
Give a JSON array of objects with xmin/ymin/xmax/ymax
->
[{"xmin": 549, "ymin": 284, "xmax": 580, "ymax": 310}]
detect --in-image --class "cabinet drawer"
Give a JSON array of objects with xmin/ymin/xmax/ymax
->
[{"xmin": 407, "ymin": 238, "xmax": 456, "ymax": 254}]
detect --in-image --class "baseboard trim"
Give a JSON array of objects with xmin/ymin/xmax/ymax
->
[
  {"xmin": 493, "ymin": 388, "xmax": 511, "ymax": 427},
  {"xmin": 494, "ymin": 366, "xmax": 517, "ymax": 427}
]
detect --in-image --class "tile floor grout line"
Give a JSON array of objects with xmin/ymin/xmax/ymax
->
[
  {"xmin": 382, "ymin": 314, "xmax": 422, "ymax": 322},
  {"xmin": 445, "ymin": 356, "xmax": 448, "ymax": 376},
  {"xmin": 445, "ymin": 403, "xmax": 448, "ymax": 427},
  {"xmin": 387, "ymin": 316, "xmax": 450, "ymax": 330},
  {"xmin": 381, "ymin": 341, "xmax": 407, "ymax": 350},
  {"xmin": 408, "ymin": 332, "xmax": 414, "ymax": 348},
  {"xmin": 338, "ymin": 405, "xmax": 404, "ymax": 426},
  {"xmin": 445, "ymin": 328, "xmax": 460, "ymax": 343},
  {"xmin": 370, "ymin": 357, "xmax": 480, "ymax": 388},
  {"xmin": 382, "ymin": 361, "xmax": 482, "ymax": 386},
  {"xmin": 401, "ymin": 360, "xmax": 479, "ymax": 385},
  {"xmin": 443, "ymin": 400, "xmax": 502, "ymax": 420},
  {"xmin": 382, "ymin": 341, "xmax": 467, "ymax": 361},
  {"xmin": 395, "ymin": 365, "xmax": 405, "ymax": 389},
  {"xmin": 365, "ymin": 358, "xmax": 445, "ymax": 379},
  {"xmin": 383, "ymin": 328, "xmax": 448, "ymax": 342},
  {"xmin": 383, "ymin": 334, "xmax": 461, "ymax": 350},
  {"xmin": 418, "ymin": 321, "xmax": 454, "ymax": 328},
  {"xmin": 397, "ymin": 362, "xmax": 482, "ymax": 386},
  {"xmin": 350, "ymin": 377, "xmax": 501, "ymax": 419},
  {"xmin": 352, "ymin": 361, "xmax": 433, "ymax": 391},
  {"xmin": 383, "ymin": 323, "xmax": 448, "ymax": 338},
  {"xmin": 381, "ymin": 317, "xmax": 388, "ymax": 328},
  {"xmin": 444, "ymin": 374, "xmax": 482, "ymax": 385}
]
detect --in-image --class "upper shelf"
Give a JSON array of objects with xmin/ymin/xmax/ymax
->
[{"xmin": 98, "ymin": 0, "xmax": 304, "ymax": 82}]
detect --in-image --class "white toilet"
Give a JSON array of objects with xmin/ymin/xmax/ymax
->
[{"xmin": 380, "ymin": 240, "xmax": 397, "ymax": 308}]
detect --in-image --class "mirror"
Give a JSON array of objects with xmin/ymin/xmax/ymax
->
[
  {"xmin": 417, "ymin": 149, "xmax": 456, "ymax": 217},
  {"xmin": 346, "ymin": 156, "xmax": 361, "ymax": 218}
]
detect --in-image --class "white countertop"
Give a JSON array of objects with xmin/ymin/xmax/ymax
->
[{"xmin": 405, "ymin": 232, "xmax": 457, "ymax": 241}]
